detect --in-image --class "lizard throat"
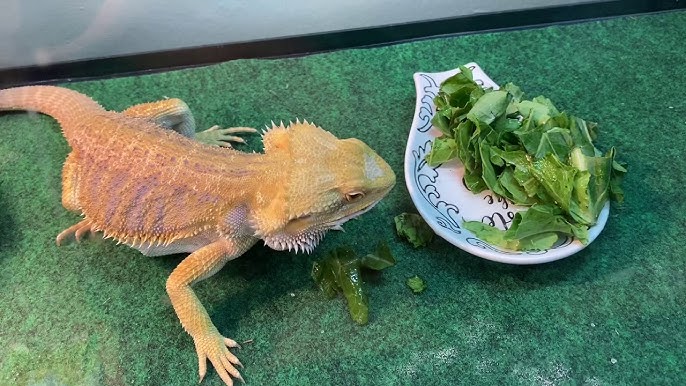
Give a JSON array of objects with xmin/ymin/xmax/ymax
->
[{"xmin": 263, "ymin": 200, "xmax": 381, "ymax": 254}]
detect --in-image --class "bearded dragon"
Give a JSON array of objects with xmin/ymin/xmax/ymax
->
[{"xmin": 0, "ymin": 85, "xmax": 396, "ymax": 385}]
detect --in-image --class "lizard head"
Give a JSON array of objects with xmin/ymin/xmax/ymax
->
[{"xmin": 253, "ymin": 120, "xmax": 396, "ymax": 253}]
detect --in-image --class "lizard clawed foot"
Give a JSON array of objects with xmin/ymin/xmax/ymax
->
[
  {"xmin": 196, "ymin": 332, "xmax": 245, "ymax": 385},
  {"xmin": 56, "ymin": 219, "xmax": 95, "ymax": 246},
  {"xmin": 196, "ymin": 126, "xmax": 258, "ymax": 148}
]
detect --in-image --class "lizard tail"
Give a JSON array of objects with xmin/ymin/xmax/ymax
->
[{"xmin": 0, "ymin": 85, "xmax": 105, "ymax": 139}]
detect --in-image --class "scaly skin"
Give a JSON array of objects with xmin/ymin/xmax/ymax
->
[{"xmin": 0, "ymin": 85, "xmax": 396, "ymax": 385}]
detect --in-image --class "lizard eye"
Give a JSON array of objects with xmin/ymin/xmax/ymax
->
[{"xmin": 344, "ymin": 192, "xmax": 365, "ymax": 202}]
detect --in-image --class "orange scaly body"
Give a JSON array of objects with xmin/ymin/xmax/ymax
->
[{"xmin": 0, "ymin": 85, "xmax": 396, "ymax": 385}]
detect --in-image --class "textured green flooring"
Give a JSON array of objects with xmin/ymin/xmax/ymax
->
[{"xmin": 1, "ymin": 11, "xmax": 685, "ymax": 386}]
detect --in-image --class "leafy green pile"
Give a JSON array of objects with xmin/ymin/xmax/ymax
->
[
  {"xmin": 426, "ymin": 66, "xmax": 626, "ymax": 251},
  {"xmin": 311, "ymin": 242, "xmax": 396, "ymax": 325}
]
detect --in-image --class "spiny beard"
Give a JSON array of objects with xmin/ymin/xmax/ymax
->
[{"xmin": 264, "ymin": 229, "xmax": 327, "ymax": 254}]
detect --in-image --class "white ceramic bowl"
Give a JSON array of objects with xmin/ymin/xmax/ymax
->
[{"xmin": 404, "ymin": 62, "xmax": 608, "ymax": 264}]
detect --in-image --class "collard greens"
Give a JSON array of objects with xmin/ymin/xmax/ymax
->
[{"xmin": 427, "ymin": 66, "xmax": 627, "ymax": 251}]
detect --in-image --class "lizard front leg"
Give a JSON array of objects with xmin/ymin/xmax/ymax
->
[
  {"xmin": 121, "ymin": 98, "xmax": 257, "ymax": 147},
  {"xmin": 166, "ymin": 237, "xmax": 256, "ymax": 385}
]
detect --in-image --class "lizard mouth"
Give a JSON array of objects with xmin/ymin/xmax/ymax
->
[{"xmin": 325, "ymin": 200, "xmax": 380, "ymax": 231}]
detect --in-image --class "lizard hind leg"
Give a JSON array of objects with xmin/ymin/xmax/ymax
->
[
  {"xmin": 55, "ymin": 219, "xmax": 95, "ymax": 246},
  {"xmin": 122, "ymin": 98, "xmax": 198, "ymax": 138},
  {"xmin": 58, "ymin": 152, "xmax": 100, "ymax": 246}
]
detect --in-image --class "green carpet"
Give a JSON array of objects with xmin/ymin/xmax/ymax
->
[{"xmin": 1, "ymin": 10, "xmax": 685, "ymax": 386}]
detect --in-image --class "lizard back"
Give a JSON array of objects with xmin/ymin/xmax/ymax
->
[
  {"xmin": 74, "ymin": 113, "xmax": 260, "ymax": 246},
  {"xmin": 0, "ymin": 86, "xmax": 262, "ymax": 247}
]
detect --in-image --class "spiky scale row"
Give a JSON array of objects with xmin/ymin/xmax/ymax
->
[
  {"xmin": 267, "ymin": 229, "xmax": 325, "ymax": 254},
  {"xmin": 261, "ymin": 118, "xmax": 318, "ymax": 134}
]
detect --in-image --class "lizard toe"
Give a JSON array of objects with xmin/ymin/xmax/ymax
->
[{"xmin": 195, "ymin": 332, "xmax": 243, "ymax": 386}]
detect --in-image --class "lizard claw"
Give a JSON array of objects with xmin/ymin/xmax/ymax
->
[
  {"xmin": 195, "ymin": 332, "xmax": 244, "ymax": 385},
  {"xmin": 196, "ymin": 125, "xmax": 258, "ymax": 148},
  {"xmin": 56, "ymin": 219, "xmax": 94, "ymax": 246}
]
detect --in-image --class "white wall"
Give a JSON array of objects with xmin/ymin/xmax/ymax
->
[{"xmin": 0, "ymin": 0, "xmax": 592, "ymax": 69}]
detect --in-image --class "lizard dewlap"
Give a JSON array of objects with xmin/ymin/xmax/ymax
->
[{"xmin": 0, "ymin": 85, "xmax": 396, "ymax": 385}]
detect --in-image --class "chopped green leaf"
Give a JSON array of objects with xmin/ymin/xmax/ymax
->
[
  {"xmin": 463, "ymin": 173, "xmax": 487, "ymax": 193},
  {"xmin": 534, "ymin": 127, "xmax": 573, "ymax": 160},
  {"xmin": 518, "ymin": 232, "xmax": 560, "ymax": 251},
  {"xmin": 467, "ymin": 90, "xmax": 510, "ymax": 125},
  {"xmin": 329, "ymin": 256, "xmax": 368, "ymax": 325},
  {"xmin": 394, "ymin": 213, "xmax": 434, "ymax": 248},
  {"xmin": 498, "ymin": 167, "xmax": 536, "ymax": 205},
  {"xmin": 508, "ymin": 204, "xmax": 588, "ymax": 243},
  {"xmin": 430, "ymin": 111, "xmax": 452, "ymax": 137},
  {"xmin": 465, "ymin": 204, "xmax": 588, "ymax": 251},
  {"xmin": 504, "ymin": 82, "xmax": 524, "ymax": 102},
  {"xmin": 568, "ymin": 146, "xmax": 627, "ymax": 225},
  {"xmin": 426, "ymin": 137, "xmax": 457, "ymax": 167},
  {"xmin": 530, "ymin": 153, "xmax": 577, "ymax": 213},
  {"xmin": 361, "ymin": 241, "xmax": 397, "ymax": 270},
  {"xmin": 311, "ymin": 245, "xmax": 396, "ymax": 325},
  {"xmin": 568, "ymin": 116, "xmax": 596, "ymax": 155},
  {"xmin": 311, "ymin": 261, "xmax": 338, "ymax": 299},
  {"xmin": 406, "ymin": 276, "xmax": 427, "ymax": 294},
  {"xmin": 610, "ymin": 159, "xmax": 627, "ymax": 204},
  {"xmin": 479, "ymin": 141, "xmax": 508, "ymax": 198},
  {"xmin": 464, "ymin": 221, "xmax": 522, "ymax": 250},
  {"xmin": 458, "ymin": 65, "xmax": 474, "ymax": 81},
  {"xmin": 517, "ymin": 100, "xmax": 552, "ymax": 126}
]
